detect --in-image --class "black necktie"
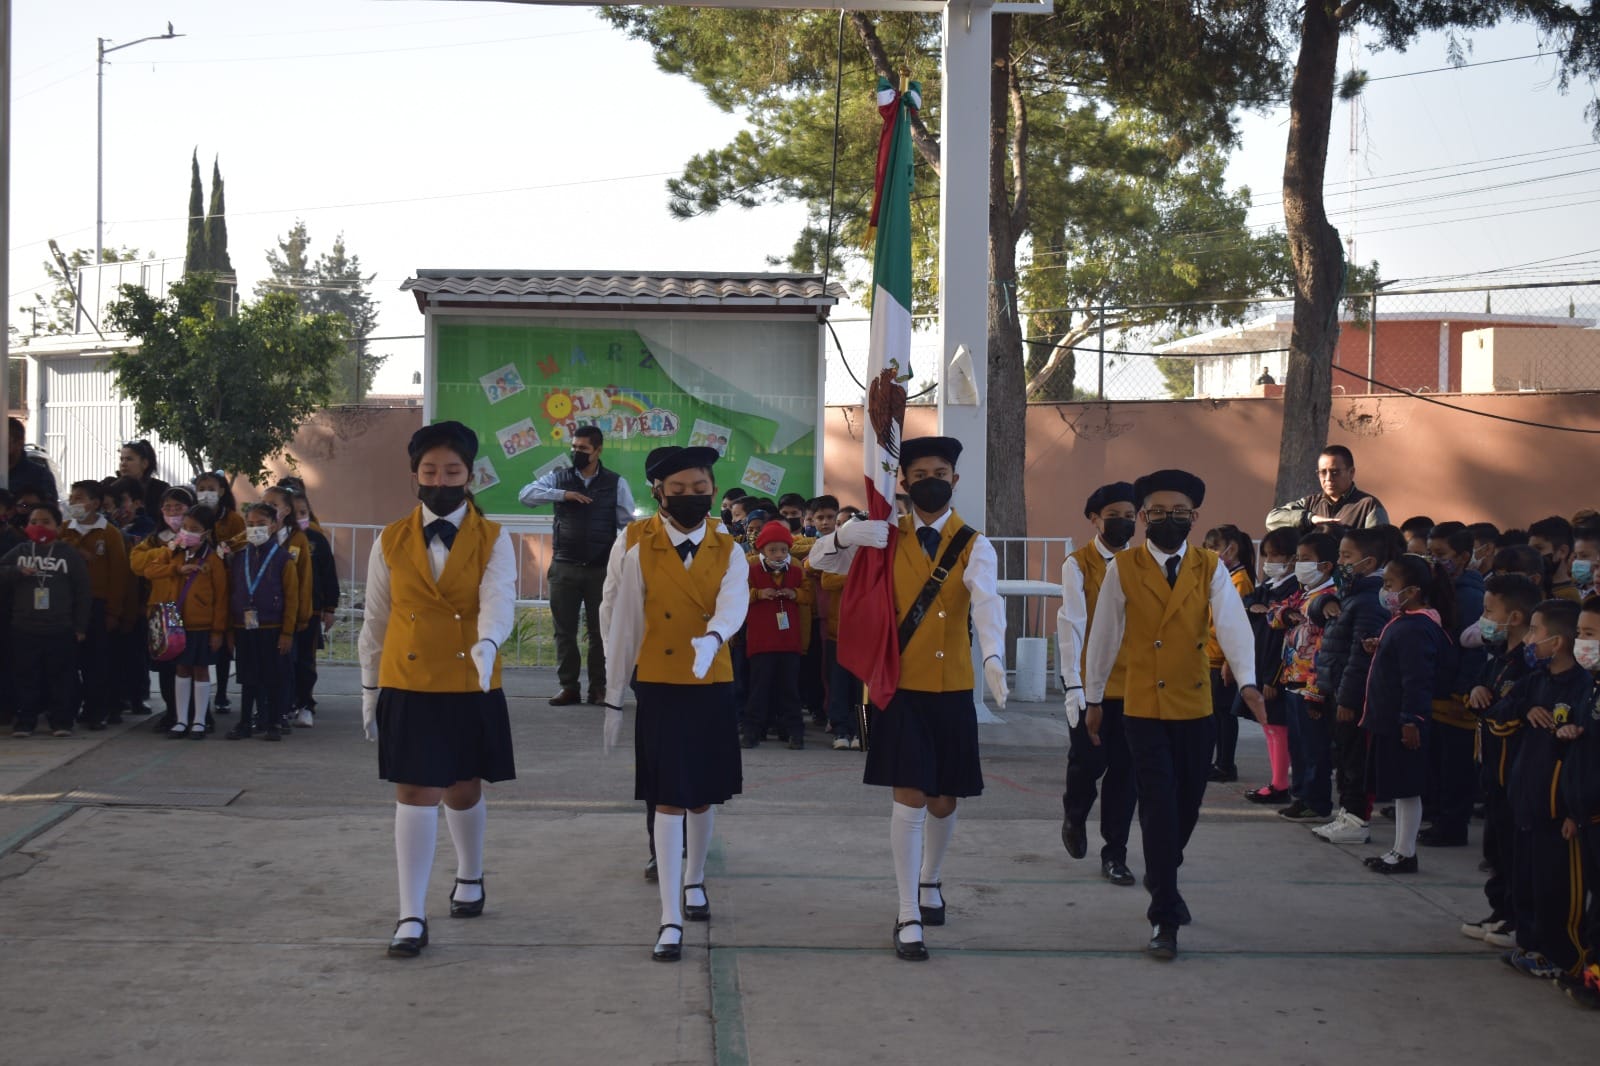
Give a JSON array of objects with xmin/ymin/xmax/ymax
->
[
  {"xmin": 425, "ymin": 518, "xmax": 456, "ymax": 550},
  {"xmin": 916, "ymin": 526, "xmax": 941, "ymax": 561},
  {"xmin": 1165, "ymin": 554, "xmax": 1181, "ymax": 588},
  {"xmin": 676, "ymin": 540, "xmax": 698, "ymax": 562}
]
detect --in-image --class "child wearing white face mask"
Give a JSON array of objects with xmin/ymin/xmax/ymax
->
[
  {"xmin": 740, "ymin": 521, "xmax": 811, "ymax": 749},
  {"xmin": 225, "ymin": 503, "xmax": 300, "ymax": 740},
  {"xmin": 1268, "ymin": 533, "xmax": 1341, "ymax": 821},
  {"xmin": 134, "ymin": 503, "xmax": 229, "ymax": 737},
  {"xmin": 1236, "ymin": 528, "xmax": 1300, "ymax": 797},
  {"xmin": 194, "ymin": 472, "xmax": 242, "ymax": 717}
]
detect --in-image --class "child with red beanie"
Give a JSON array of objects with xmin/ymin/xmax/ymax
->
[{"xmin": 741, "ymin": 521, "xmax": 812, "ymax": 749}]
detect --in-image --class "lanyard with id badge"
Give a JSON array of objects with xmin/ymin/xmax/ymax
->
[
  {"xmin": 33, "ymin": 547, "xmax": 57, "ymax": 611},
  {"xmin": 242, "ymin": 542, "xmax": 280, "ymax": 630}
]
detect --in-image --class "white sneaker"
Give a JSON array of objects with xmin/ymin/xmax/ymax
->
[
  {"xmin": 296, "ymin": 708, "xmax": 315, "ymax": 728},
  {"xmin": 833, "ymin": 735, "xmax": 851, "ymax": 750},
  {"xmin": 1310, "ymin": 808, "xmax": 1346, "ymax": 840},
  {"xmin": 850, "ymin": 737, "xmax": 862, "ymax": 751},
  {"xmin": 1320, "ymin": 811, "xmax": 1371, "ymax": 844},
  {"xmin": 1484, "ymin": 930, "xmax": 1517, "ymax": 949}
]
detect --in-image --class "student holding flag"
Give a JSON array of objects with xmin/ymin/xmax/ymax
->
[{"xmin": 806, "ymin": 75, "xmax": 1007, "ymax": 964}]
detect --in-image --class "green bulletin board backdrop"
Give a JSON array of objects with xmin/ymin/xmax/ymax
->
[{"xmin": 433, "ymin": 321, "xmax": 817, "ymax": 515}]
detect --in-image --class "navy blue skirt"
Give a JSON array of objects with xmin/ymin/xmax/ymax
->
[
  {"xmin": 633, "ymin": 680, "xmax": 742, "ymax": 809},
  {"xmin": 377, "ymin": 688, "xmax": 516, "ymax": 787},
  {"xmin": 864, "ymin": 688, "xmax": 984, "ymax": 798},
  {"xmin": 1370, "ymin": 723, "xmax": 1428, "ymax": 802}
]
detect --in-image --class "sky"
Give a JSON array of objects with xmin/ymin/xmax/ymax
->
[{"xmin": 8, "ymin": 1, "xmax": 1600, "ymax": 401}]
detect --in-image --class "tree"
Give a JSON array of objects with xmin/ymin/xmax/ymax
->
[
  {"xmin": 602, "ymin": 3, "xmax": 1287, "ymax": 536},
  {"xmin": 206, "ymin": 157, "xmax": 233, "ymax": 276},
  {"xmin": 106, "ymin": 273, "xmax": 347, "ymax": 482},
  {"xmin": 184, "ymin": 150, "xmax": 206, "ymax": 275},
  {"xmin": 257, "ymin": 222, "xmax": 385, "ymax": 402},
  {"xmin": 1270, "ymin": 1, "xmax": 1600, "ymax": 504},
  {"xmin": 28, "ymin": 245, "xmax": 143, "ymax": 337}
]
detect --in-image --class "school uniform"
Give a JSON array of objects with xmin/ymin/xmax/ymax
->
[
  {"xmin": 1426, "ymin": 567, "xmax": 1489, "ymax": 843},
  {"xmin": 1485, "ymin": 664, "xmax": 1594, "ymax": 974},
  {"xmin": 1248, "ymin": 573, "xmax": 1302, "ymax": 728},
  {"xmin": 292, "ymin": 523, "xmax": 340, "ymax": 716},
  {"xmin": 603, "ymin": 513, "xmax": 749, "ymax": 809},
  {"xmin": 138, "ymin": 541, "xmax": 229, "ymax": 668},
  {"xmin": 1208, "ymin": 564, "xmax": 1255, "ymax": 776},
  {"xmin": 1058, "ymin": 536, "xmax": 1138, "ymax": 866},
  {"xmin": 358, "ymin": 503, "xmax": 517, "ymax": 786},
  {"xmin": 806, "ymin": 564, "xmax": 854, "ymax": 741},
  {"xmin": 0, "ymin": 538, "xmax": 92, "ymax": 733},
  {"xmin": 1478, "ymin": 644, "xmax": 1532, "ymax": 925},
  {"xmin": 229, "ymin": 537, "xmax": 301, "ymax": 735},
  {"xmin": 1314, "ymin": 572, "xmax": 1389, "ymax": 820},
  {"xmin": 1556, "ymin": 683, "xmax": 1600, "ymax": 971},
  {"xmin": 1274, "ymin": 580, "xmax": 1336, "ymax": 813},
  {"xmin": 1360, "ymin": 612, "xmax": 1456, "ymax": 804},
  {"xmin": 741, "ymin": 554, "xmax": 812, "ymax": 747},
  {"xmin": 1085, "ymin": 537, "xmax": 1258, "ymax": 931},
  {"xmin": 60, "ymin": 515, "xmax": 129, "ymax": 727}
]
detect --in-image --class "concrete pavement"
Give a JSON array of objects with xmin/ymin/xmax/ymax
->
[{"xmin": 0, "ymin": 666, "xmax": 1593, "ymax": 1065}]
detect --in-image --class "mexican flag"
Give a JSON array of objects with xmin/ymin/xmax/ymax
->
[{"xmin": 837, "ymin": 76, "xmax": 919, "ymax": 709}]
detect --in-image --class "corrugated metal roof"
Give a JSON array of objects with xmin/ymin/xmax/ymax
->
[{"xmin": 401, "ymin": 270, "xmax": 844, "ymax": 311}]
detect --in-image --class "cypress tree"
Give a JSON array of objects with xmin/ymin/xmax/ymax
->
[
  {"xmin": 206, "ymin": 157, "xmax": 233, "ymax": 276},
  {"xmin": 184, "ymin": 149, "xmax": 206, "ymax": 273}
]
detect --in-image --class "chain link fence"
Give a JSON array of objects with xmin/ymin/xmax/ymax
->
[{"xmin": 824, "ymin": 280, "xmax": 1600, "ymax": 403}]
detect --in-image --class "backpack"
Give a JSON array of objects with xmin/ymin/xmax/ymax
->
[{"xmin": 148, "ymin": 564, "xmax": 202, "ymax": 663}]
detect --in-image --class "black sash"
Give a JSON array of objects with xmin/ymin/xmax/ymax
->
[{"xmin": 897, "ymin": 525, "xmax": 977, "ymax": 653}]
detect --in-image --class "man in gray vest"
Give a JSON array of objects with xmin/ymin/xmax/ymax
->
[{"xmin": 519, "ymin": 426, "xmax": 635, "ymax": 705}]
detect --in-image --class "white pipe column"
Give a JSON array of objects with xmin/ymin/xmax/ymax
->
[
  {"xmin": 936, "ymin": 0, "xmax": 990, "ymax": 530},
  {"xmin": 1, "ymin": 0, "xmax": 11, "ymax": 486}
]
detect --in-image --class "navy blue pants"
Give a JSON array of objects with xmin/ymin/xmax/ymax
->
[
  {"xmin": 1287, "ymin": 690, "xmax": 1333, "ymax": 816},
  {"xmin": 1124, "ymin": 713, "xmax": 1216, "ymax": 928},
  {"xmin": 1427, "ymin": 722, "xmax": 1477, "ymax": 842},
  {"xmin": 1062, "ymin": 698, "xmax": 1137, "ymax": 864},
  {"xmin": 1481, "ymin": 783, "xmax": 1515, "ymax": 920},
  {"xmin": 1209, "ymin": 668, "xmax": 1239, "ymax": 774},
  {"xmin": 234, "ymin": 628, "xmax": 291, "ymax": 733},
  {"xmin": 75, "ymin": 600, "xmax": 113, "ymax": 726},
  {"xmin": 825, "ymin": 649, "xmax": 860, "ymax": 740},
  {"xmin": 1512, "ymin": 818, "xmax": 1582, "ymax": 973}
]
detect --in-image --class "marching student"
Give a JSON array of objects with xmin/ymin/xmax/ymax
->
[
  {"xmin": 357, "ymin": 421, "xmax": 516, "ymax": 959},
  {"xmin": 805, "ymin": 436, "xmax": 1009, "ymax": 962},
  {"xmin": 61, "ymin": 479, "xmax": 129, "ymax": 730},
  {"xmin": 1083, "ymin": 470, "xmax": 1267, "ymax": 961},
  {"xmin": 601, "ymin": 445, "xmax": 749, "ymax": 962},
  {"xmin": 740, "ymin": 521, "xmax": 811, "ymax": 750},
  {"xmin": 1, "ymin": 501, "xmax": 91, "ymax": 737},
  {"xmin": 1057, "ymin": 481, "xmax": 1141, "ymax": 886},
  {"xmin": 224, "ymin": 503, "xmax": 301, "ymax": 741},
  {"xmin": 137, "ymin": 504, "xmax": 230, "ymax": 738}
]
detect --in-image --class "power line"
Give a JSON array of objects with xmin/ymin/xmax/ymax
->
[{"xmin": 141, "ymin": 27, "xmax": 606, "ymax": 65}]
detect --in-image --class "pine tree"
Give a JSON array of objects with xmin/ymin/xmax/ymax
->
[
  {"xmin": 257, "ymin": 222, "xmax": 384, "ymax": 402},
  {"xmin": 184, "ymin": 150, "xmax": 206, "ymax": 274},
  {"xmin": 206, "ymin": 157, "xmax": 233, "ymax": 276}
]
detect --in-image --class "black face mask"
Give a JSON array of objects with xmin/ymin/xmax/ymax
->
[
  {"xmin": 571, "ymin": 449, "xmax": 593, "ymax": 471},
  {"xmin": 417, "ymin": 483, "xmax": 467, "ymax": 515},
  {"xmin": 659, "ymin": 493, "xmax": 713, "ymax": 529},
  {"xmin": 905, "ymin": 477, "xmax": 953, "ymax": 514},
  {"xmin": 721, "ymin": 507, "xmax": 734, "ymax": 527},
  {"xmin": 1101, "ymin": 517, "xmax": 1136, "ymax": 549},
  {"xmin": 1146, "ymin": 517, "xmax": 1192, "ymax": 553},
  {"xmin": 786, "ymin": 516, "xmax": 802, "ymax": 534}
]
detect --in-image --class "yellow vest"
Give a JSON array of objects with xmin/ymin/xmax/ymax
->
[
  {"xmin": 1072, "ymin": 541, "xmax": 1128, "ymax": 701},
  {"xmin": 1117, "ymin": 545, "xmax": 1219, "ymax": 720},
  {"xmin": 377, "ymin": 507, "xmax": 504, "ymax": 693},
  {"xmin": 894, "ymin": 512, "xmax": 981, "ymax": 693},
  {"xmin": 627, "ymin": 515, "xmax": 735, "ymax": 685}
]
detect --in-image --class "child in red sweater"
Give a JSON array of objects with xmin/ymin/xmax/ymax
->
[{"xmin": 740, "ymin": 522, "xmax": 813, "ymax": 750}]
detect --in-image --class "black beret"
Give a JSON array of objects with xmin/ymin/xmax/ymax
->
[
  {"xmin": 1134, "ymin": 469, "xmax": 1206, "ymax": 510},
  {"xmin": 899, "ymin": 436, "xmax": 963, "ymax": 469},
  {"xmin": 644, "ymin": 445, "xmax": 719, "ymax": 483},
  {"xmin": 408, "ymin": 420, "xmax": 478, "ymax": 471},
  {"xmin": 1084, "ymin": 481, "xmax": 1136, "ymax": 518}
]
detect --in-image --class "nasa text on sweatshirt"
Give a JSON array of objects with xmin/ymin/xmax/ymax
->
[{"xmin": 0, "ymin": 540, "xmax": 92, "ymax": 636}]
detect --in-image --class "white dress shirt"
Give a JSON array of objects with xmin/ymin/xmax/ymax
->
[
  {"xmin": 358, "ymin": 503, "xmax": 517, "ymax": 689},
  {"xmin": 807, "ymin": 507, "xmax": 1006, "ymax": 665},
  {"xmin": 67, "ymin": 514, "xmax": 109, "ymax": 536},
  {"xmin": 1056, "ymin": 535, "xmax": 1117, "ymax": 692},
  {"xmin": 1083, "ymin": 541, "xmax": 1257, "ymax": 704},
  {"xmin": 600, "ymin": 517, "xmax": 749, "ymax": 709},
  {"xmin": 517, "ymin": 463, "xmax": 636, "ymax": 530}
]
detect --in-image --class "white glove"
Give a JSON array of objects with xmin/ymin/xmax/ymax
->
[
  {"xmin": 361, "ymin": 687, "xmax": 379, "ymax": 742},
  {"xmin": 983, "ymin": 656, "xmax": 1009, "ymax": 710},
  {"xmin": 470, "ymin": 639, "xmax": 497, "ymax": 693},
  {"xmin": 603, "ymin": 705, "xmax": 624, "ymax": 754},
  {"xmin": 690, "ymin": 635, "xmax": 721, "ymax": 680},
  {"xmin": 835, "ymin": 519, "xmax": 891, "ymax": 549},
  {"xmin": 1063, "ymin": 687, "xmax": 1086, "ymax": 728}
]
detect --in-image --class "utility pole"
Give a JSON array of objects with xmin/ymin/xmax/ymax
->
[{"xmin": 97, "ymin": 23, "xmax": 183, "ymax": 263}]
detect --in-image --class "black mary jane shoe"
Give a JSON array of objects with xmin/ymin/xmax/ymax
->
[
  {"xmin": 1371, "ymin": 854, "xmax": 1418, "ymax": 875},
  {"xmin": 1101, "ymin": 860, "xmax": 1136, "ymax": 887},
  {"xmin": 894, "ymin": 919, "xmax": 929, "ymax": 961},
  {"xmin": 165, "ymin": 724, "xmax": 189, "ymax": 740},
  {"xmin": 644, "ymin": 856, "xmax": 659, "ymax": 882},
  {"xmin": 387, "ymin": 917, "xmax": 429, "ymax": 958},
  {"xmin": 683, "ymin": 883, "xmax": 711, "ymax": 922},
  {"xmin": 653, "ymin": 924, "xmax": 684, "ymax": 962},
  {"xmin": 449, "ymin": 877, "xmax": 486, "ymax": 918},
  {"xmin": 918, "ymin": 882, "xmax": 946, "ymax": 927}
]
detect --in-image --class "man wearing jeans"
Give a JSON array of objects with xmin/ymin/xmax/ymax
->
[{"xmin": 519, "ymin": 426, "xmax": 635, "ymax": 705}]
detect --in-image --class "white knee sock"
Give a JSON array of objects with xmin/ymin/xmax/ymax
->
[
  {"xmin": 919, "ymin": 808, "xmax": 957, "ymax": 908},
  {"xmin": 394, "ymin": 802, "xmax": 438, "ymax": 937},
  {"xmin": 444, "ymin": 797, "xmax": 486, "ymax": 904},
  {"xmin": 891, "ymin": 802, "xmax": 926, "ymax": 941},
  {"xmin": 1393, "ymin": 796, "xmax": 1423, "ymax": 858},
  {"xmin": 174, "ymin": 679, "xmax": 192, "ymax": 729},
  {"xmin": 192, "ymin": 681, "xmax": 210, "ymax": 730},
  {"xmin": 684, "ymin": 807, "xmax": 714, "ymax": 908},
  {"xmin": 655, "ymin": 813, "xmax": 686, "ymax": 946}
]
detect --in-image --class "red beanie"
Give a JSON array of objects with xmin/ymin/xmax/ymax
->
[{"xmin": 754, "ymin": 522, "xmax": 794, "ymax": 550}]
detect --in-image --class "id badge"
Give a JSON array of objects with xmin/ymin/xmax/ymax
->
[
  {"xmin": 776, "ymin": 609, "xmax": 790, "ymax": 631},
  {"xmin": 244, "ymin": 609, "xmax": 259, "ymax": 631},
  {"xmin": 33, "ymin": 586, "xmax": 49, "ymax": 611}
]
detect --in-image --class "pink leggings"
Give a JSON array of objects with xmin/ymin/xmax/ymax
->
[{"xmin": 1263, "ymin": 724, "xmax": 1290, "ymax": 792}]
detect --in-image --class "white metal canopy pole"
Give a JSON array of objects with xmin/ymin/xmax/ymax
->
[{"xmin": 1, "ymin": 0, "xmax": 11, "ymax": 487}]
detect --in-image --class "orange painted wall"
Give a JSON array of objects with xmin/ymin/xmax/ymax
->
[{"xmin": 1333, "ymin": 319, "xmax": 1565, "ymax": 393}]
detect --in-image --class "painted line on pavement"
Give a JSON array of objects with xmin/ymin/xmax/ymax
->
[
  {"xmin": 709, "ymin": 948, "xmax": 751, "ymax": 1066},
  {"xmin": 0, "ymin": 803, "xmax": 75, "ymax": 858}
]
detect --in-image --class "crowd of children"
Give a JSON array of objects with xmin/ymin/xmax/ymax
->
[
  {"xmin": 0, "ymin": 446, "xmax": 339, "ymax": 742},
  {"xmin": 1199, "ymin": 502, "xmax": 1600, "ymax": 1007}
]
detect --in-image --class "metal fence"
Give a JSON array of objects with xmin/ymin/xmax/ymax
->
[{"xmin": 825, "ymin": 280, "xmax": 1600, "ymax": 404}]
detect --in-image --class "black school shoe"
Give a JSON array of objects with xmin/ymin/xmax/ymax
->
[
  {"xmin": 893, "ymin": 920, "xmax": 929, "ymax": 961},
  {"xmin": 1245, "ymin": 787, "xmax": 1290, "ymax": 805},
  {"xmin": 1102, "ymin": 860, "xmax": 1136, "ymax": 887},
  {"xmin": 918, "ymin": 882, "xmax": 945, "ymax": 926},
  {"xmin": 1146, "ymin": 924, "xmax": 1178, "ymax": 960},
  {"xmin": 1208, "ymin": 765, "xmax": 1238, "ymax": 783},
  {"xmin": 1369, "ymin": 853, "xmax": 1419, "ymax": 874},
  {"xmin": 387, "ymin": 918, "xmax": 428, "ymax": 958},
  {"xmin": 1061, "ymin": 818, "xmax": 1088, "ymax": 860},
  {"xmin": 449, "ymin": 877, "xmax": 486, "ymax": 918}
]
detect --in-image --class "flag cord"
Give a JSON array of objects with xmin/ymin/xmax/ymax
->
[{"xmin": 821, "ymin": 8, "xmax": 846, "ymax": 299}]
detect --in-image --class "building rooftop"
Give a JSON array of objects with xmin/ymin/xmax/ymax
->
[{"xmin": 401, "ymin": 270, "xmax": 846, "ymax": 313}]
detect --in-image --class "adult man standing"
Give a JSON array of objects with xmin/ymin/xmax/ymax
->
[
  {"xmin": 519, "ymin": 426, "xmax": 635, "ymax": 706},
  {"xmin": 1264, "ymin": 445, "xmax": 1388, "ymax": 533},
  {"xmin": 7, "ymin": 418, "xmax": 58, "ymax": 500}
]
